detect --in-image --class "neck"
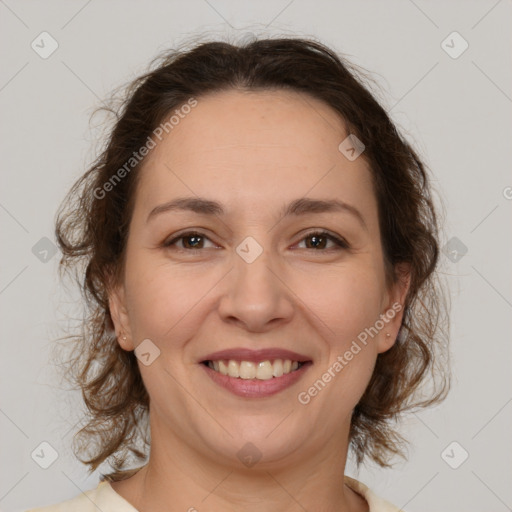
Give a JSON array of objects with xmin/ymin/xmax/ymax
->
[{"xmin": 110, "ymin": 417, "xmax": 367, "ymax": 512}]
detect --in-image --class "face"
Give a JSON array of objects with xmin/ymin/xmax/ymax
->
[{"xmin": 109, "ymin": 89, "xmax": 408, "ymax": 470}]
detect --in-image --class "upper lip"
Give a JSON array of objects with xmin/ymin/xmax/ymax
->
[{"xmin": 201, "ymin": 348, "xmax": 312, "ymax": 363}]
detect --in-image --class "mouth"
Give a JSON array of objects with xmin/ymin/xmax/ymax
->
[
  {"xmin": 202, "ymin": 359, "xmax": 307, "ymax": 380},
  {"xmin": 199, "ymin": 349, "xmax": 312, "ymax": 398}
]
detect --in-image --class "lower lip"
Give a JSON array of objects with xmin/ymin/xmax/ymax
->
[{"xmin": 201, "ymin": 363, "xmax": 312, "ymax": 398}]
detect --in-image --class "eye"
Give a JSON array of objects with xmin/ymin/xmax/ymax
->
[
  {"xmin": 162, "ymin": 229, "xmax": 349, "ymax": 252},
  {"xmin": 295, "ymin": 230, "xmax": 349, "ymax": 251},
  {"xmin": 163, "ymin": 231, "xmax": 217, "ymax": 251}
]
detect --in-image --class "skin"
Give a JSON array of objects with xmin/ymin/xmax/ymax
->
[{"xmin": 108, "ymin": 89, "xmax": 410, "ymax": 512}]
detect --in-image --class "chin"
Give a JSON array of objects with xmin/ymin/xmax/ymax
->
[{"xmin": 199, "ymin": 417, "xmax": 310, "ymax": 468}]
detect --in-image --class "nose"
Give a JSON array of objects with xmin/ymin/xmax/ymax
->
[{"xmin": 217, "ymin": 249, "xmax": 294, "ymax": 333}]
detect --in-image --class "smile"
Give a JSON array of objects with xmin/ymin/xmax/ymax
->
[
  {"xmin": 199, "ymin": 347, "xmax": 312, "ymax": 398},
  {"xmin": 204, "ymin": 359, "xmax": 304, "ymax": 380}
]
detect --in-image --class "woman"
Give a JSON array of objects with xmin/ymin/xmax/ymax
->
[{"xmin": 28, "ymin": 37, "xmax": 449, "ymax": 512}]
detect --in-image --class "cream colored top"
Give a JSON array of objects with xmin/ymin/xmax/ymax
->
[{"xmin": 27, "ymin": 476, "xmax": 404, "ymax": 511}]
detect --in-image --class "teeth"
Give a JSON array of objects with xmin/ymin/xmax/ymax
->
[
  {"xmin": 207, "ymin": 359, "xmax": 303, "ymax": 380},
  {"xmin": 272, "ymin": 359, "xmax": 284, "ymax": 377},
  {"xmin": 256, "ymin": 361, "xmax": 273, "ymax": 380},
  {"xmin": 228, "ymin": 360, "xmax": 239, "ymax": 378},
  {"xmin": 218, "ymin": 360, "xmax": 229, "ymax": 375},
  {"xmin": 240, "ymin": 361, "xmax": 256, "ymax": 379}
]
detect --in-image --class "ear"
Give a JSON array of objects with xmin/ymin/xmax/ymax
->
[
  {"xmin": 376, "ymin": 262, "xmax": 411, "ymax": 354},
  {"xmin": 108, "ymin": 281, "xmax": 134, "ymax": 351}
]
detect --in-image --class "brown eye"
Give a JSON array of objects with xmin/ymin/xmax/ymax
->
[
  {"xmin": 163, "ymin": 232, "xmax": 216, "ymax": 250},
  {"xmin": 304, "ymin": 233, "xmax": 328, "ymax": 249},
  {"xmin": 181, "ymin": 234, "xmax": 204, "ymax": 249},
  {"xmin": 298, "ymin": 231, "xmax": 349, "ymax": 250}
]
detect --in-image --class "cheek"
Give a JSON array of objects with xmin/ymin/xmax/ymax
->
[
  {"xmin": 123, "ymin": 253, "xmax": 223, "ymax": 346},
  {"xmin": 296, "ymin": 267, "xmax": 384, "ymax": 407},
  {"xmin": 303, "ymin": 265, "xmax": 385, "ymax": 344}
]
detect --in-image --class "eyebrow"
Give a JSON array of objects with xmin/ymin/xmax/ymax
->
[{"xmin": 146, "ymin": 196, "xmax": 367, "ymax": 229}]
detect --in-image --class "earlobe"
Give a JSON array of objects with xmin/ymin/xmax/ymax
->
[
  {"xmin": 380, "ymin": 332, "xmax": 394, "ymax": 352},
  {"xmin": 108, "ymin": 284, "xmax": 134, "ymax": 351},
  {"xmin": 378, "ymin": 330, "xmax": 398, "ymax": 353}
]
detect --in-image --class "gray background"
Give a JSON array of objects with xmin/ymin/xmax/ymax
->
[{"xmin": 1, "ymin": 1, "xmax": 511, "ymax": 511}]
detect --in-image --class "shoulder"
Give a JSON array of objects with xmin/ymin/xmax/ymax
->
[
  {"xmin": 344, "ymin": 476, "xmax": 405, "ymax": 512},
  {"xmin": 25, "ymin": 481, "xmax": 139, "ymax": 512}
]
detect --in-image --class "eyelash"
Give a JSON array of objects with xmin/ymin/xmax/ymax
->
[{"xmin": 162, "ymin": 230, "xmax": 349, "ymax": 252}]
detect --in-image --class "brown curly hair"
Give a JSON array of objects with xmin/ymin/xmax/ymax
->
[{"xmin": 54, "ymin": 36, "xmax": 450, "ymax": 480}]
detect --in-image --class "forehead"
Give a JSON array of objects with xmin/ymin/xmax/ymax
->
[{"xmin": 134, "ymin": 89, "xmax": 376, "ymax": 222}]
